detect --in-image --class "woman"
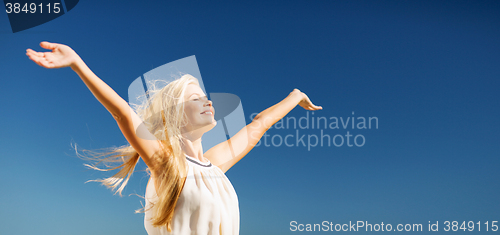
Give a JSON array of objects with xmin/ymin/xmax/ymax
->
[{"xmin": 26, "ymin": 41, "xmax": 322, "ymax": 234}]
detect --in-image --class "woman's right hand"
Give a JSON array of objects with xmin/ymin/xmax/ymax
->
[
  {"xmin": 291, "ymin": 88, "xmax": 323, "ymax": 111},
  {"xmin": 26, "ymin": 41, "xmax": 81, "ymax": 69}
]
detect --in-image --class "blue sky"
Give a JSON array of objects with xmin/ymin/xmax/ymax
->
[{"xmin": 1, "ymin": 0, "xmax": 499, "ymax": 234}]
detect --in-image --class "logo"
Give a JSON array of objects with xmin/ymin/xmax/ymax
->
[
  {"xmin": 3, "ymin": 0, "xmax": 79, "ymax": 33},
  {"xmin": 128, "ymin": 55, "xmax": 248, "ymax": 158}
]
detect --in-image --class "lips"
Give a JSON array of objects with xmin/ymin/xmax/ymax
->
[{"xmin": 200, "ymin": 109, "xmax": 214, "ymax": 116}]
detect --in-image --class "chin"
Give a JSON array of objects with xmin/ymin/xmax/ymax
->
[
  {"xmin": 205, "ymin": 120, "xmax": 217, "ymax": 132},
  {"xmin": 195, "ymin": 120, "xmax": 217, "ymax": 134}
]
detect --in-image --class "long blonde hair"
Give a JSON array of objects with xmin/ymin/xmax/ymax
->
[{"xmin": 76, "ymin": 74, "xmax": 200, "ymax": 232}]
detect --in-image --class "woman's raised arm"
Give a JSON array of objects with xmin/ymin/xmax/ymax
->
[
  {"xmin": 26, "ymin": 41, "xmax": 162, "ymax": 171},
  {"xmin": 205, "ymin": 89, "xmax": 322, "ymax": 172}
]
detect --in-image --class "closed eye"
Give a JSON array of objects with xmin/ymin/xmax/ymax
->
[{"xmin": 191, "ymin": 95, "xmax": 207, "ymax": 101}]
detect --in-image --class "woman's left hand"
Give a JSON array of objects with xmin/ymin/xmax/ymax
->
[
  {"xmin": 26, "ymin": 41, "xmax": 80, "ymax": 69},
  {"xmin": 292, "ymin": 89, "xmax": 323, "ymax": 111}
]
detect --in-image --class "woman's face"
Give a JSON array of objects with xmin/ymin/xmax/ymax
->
[{"xmin": 182, "ymin": 83, "xmax": 217, "ymax": 134}]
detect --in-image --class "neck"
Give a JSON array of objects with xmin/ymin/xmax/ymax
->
[{"xmin": 180, "ymin": 132, "xmax": 204, "ymax": 162}]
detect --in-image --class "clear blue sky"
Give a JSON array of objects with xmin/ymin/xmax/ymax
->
[{"xmin": 1, "ymin": 0, "xmax": 499, "ymax": 234}]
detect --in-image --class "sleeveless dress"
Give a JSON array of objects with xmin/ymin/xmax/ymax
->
[{"xmin": 144, "ymin": 154, "xmax": 239, "ymax": 235}]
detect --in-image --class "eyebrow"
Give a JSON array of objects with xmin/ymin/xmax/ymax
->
[{"xmin": 189, "ymin": 93, "xmax": 206, "ymax": 98}]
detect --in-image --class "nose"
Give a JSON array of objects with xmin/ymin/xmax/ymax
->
[{"xmin": 205, "ymin": 99, "xmax": 212, "ymax": 106}]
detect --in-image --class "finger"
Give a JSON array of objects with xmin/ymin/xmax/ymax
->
[
  {"xmin": 27, "ymin": 51, "xmax": 44, "ymax": 62},
  {"xmin": 26, "ymin": 51, "xmax": 40, "ymax": 62},
  {"xmin": 38, "ymin": 59, "xmax": 54, "ymax": 68},
  {"xmin": 28, "ymin": 53, "xmax": 53, "ymax": 68},
  {"xmin": 26, "ymin": 49, "xmax": 42, "ymax": 58},
  {"xmin": 40, "ymin": 41, "xmax": 58, "ymax": 50},
  {"xmin": 26, "ymin": 48, "xmax": 36, "ymax": 55},
  {"xmin": 26, "ymin": 50, "xmax": 35, "ymax": 57},
  {"xmin": 309, "ymin": 105, "xmax": 321, "ymax": 110},
  {"xmin": 32, "ymin": 58, "xmax": 46, "ymax": 67},
  {"xmin": 27, "ymin": 49, "xmax": 44, "ymax": 57},
  {"xmin": 32, "ymin": 56, "xmax": 47, "ymax": 66}
]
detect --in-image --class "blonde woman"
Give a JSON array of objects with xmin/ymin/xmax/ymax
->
[{"xmin": 26, "ymin": 41, "xmax": 322, "ymax": 235}]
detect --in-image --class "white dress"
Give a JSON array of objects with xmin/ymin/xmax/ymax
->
[{"xmin": 144, "ymin": 154, "xmax": 239, "ymax": 235}]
